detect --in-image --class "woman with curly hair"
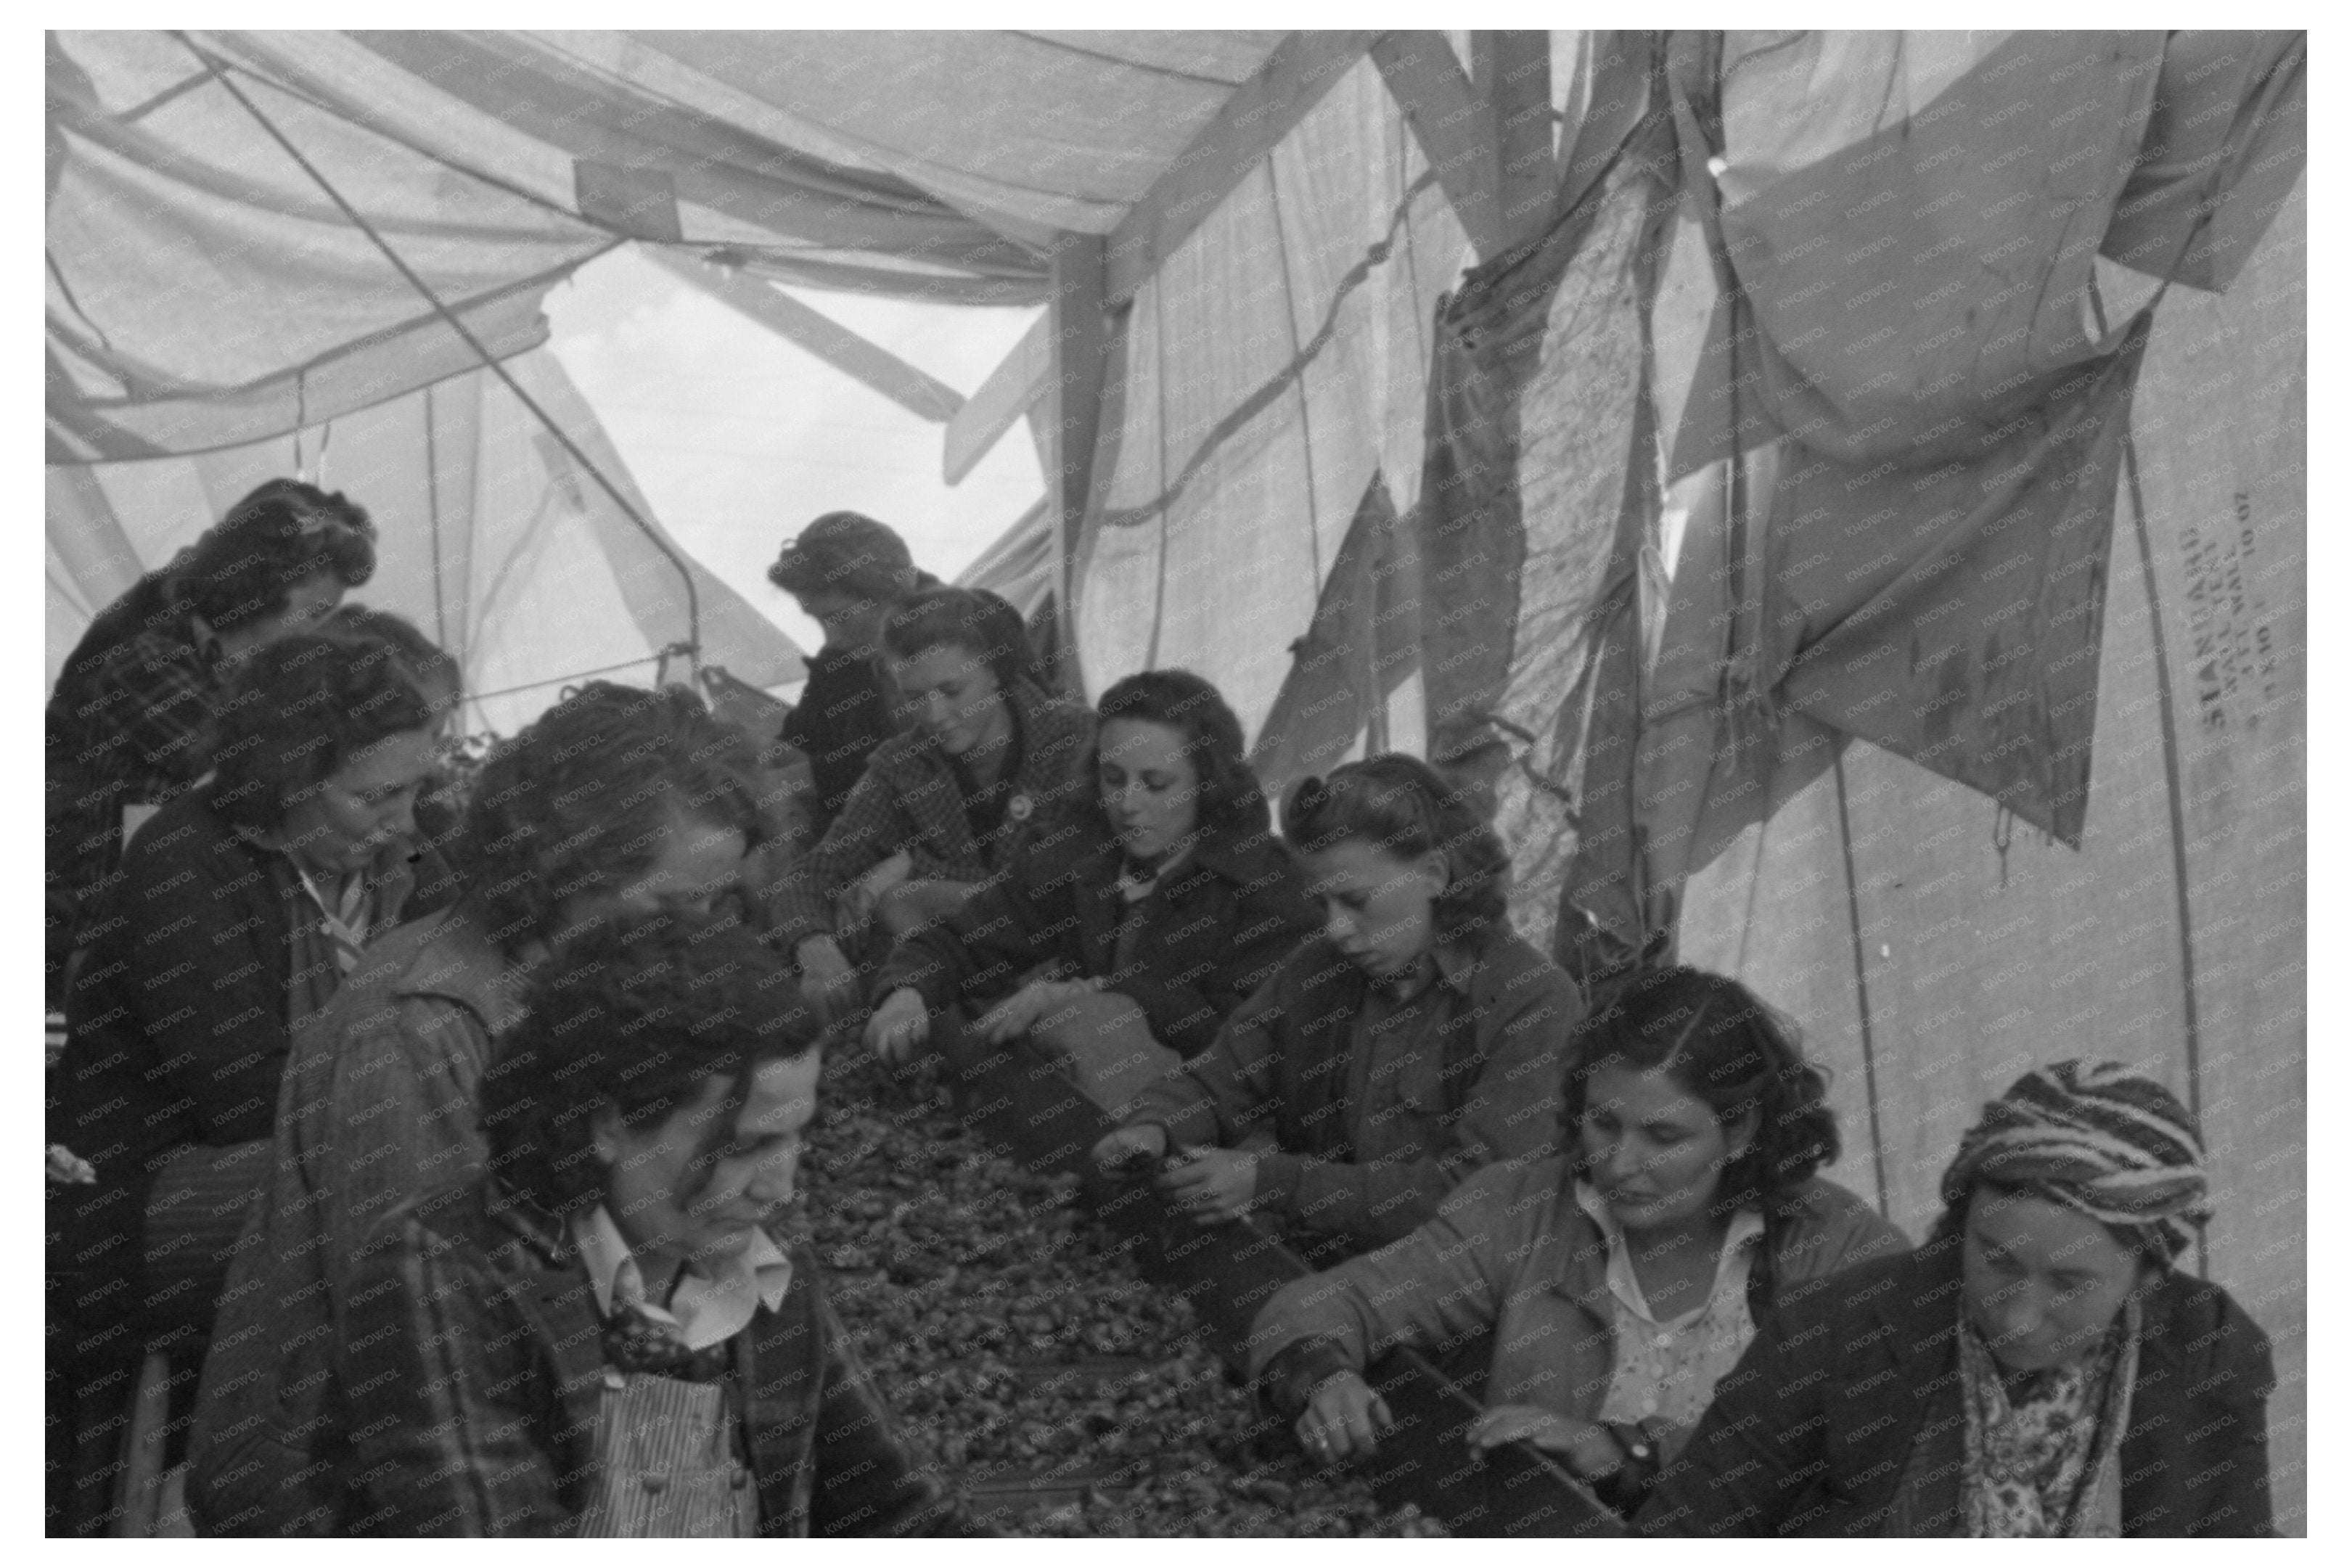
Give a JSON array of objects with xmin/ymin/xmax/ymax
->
[
  {"xmin": 1091, "ymin": 754, "xmax": 1583, "ymax": 1259},
  {"xmin": 187, "ymin": 680, "xmax": 774, "ymax": 1536},
  {"xmin": 337, "ymin": 913, "xmax": 980, "ymax": 1537},
  {"xmin": 777, "ymin": 586, "xmax": 1094, "ymax": 1021},
  {"xmin": 1640, "ymin": 1060, "xmax": 2272, "ymax": 1537},
  {"xmin": 50, "ymin": 630, "xmax": 440, "ymax": 1501},
  {"xmin": 46, "ymin": 478, "xmax": 376, "ymax": 1009},
  {"xmin": 1247, "ymin": 966, "xmax": 1906, "ymax": 1510},
  {"xmin": 863, "ymin": 669, "xmax": 1318, "ymax": 1112}
]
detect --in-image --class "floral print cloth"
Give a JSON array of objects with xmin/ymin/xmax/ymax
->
[{"xmin": 1959, "ymin": 1297, "xmax": 2139, "ymax": 1536}]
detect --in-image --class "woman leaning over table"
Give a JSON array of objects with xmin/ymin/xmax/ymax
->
[{"xmin": 1247, "ymin": 967, "xmax": 1904, "ymax": 1514}]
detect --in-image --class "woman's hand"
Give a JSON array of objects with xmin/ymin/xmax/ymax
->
[
  {"xmin": 1296, "ymin": 1371, "xmax": 1393, "ymax": 1465},
  {"xmin": 1091, "ymin": 1123, "xmax": 1168, "ymax": 1176},
  {"xmin": 796, "ymin": 935, "xmax": 861, "ymax": 1025},
  {"xmin": 863, "ymin": 988, "xmax": 931, "ymax": 1066},
  {"xmin": 1464, "ymin": 1405, "xmax": 1623, "ymax": 1477},
  {"xmin": 1155, "ymin": 1146, "xmax": 1258, "ymax": 1227},
  {"xmin": 841, "ymin": 851, "xmax": 914, "ymax": 926},
  {"xmin": 975, "ymin": 977, "xmax": 1098, "ymax": 1045}
]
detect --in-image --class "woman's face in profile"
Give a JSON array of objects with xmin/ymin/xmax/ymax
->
[{"xmin": 1962, "ymin": 1186, "xmax": 2147, "ymax": 1374}]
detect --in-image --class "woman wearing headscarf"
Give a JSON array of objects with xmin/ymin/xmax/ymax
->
[{"xmin": 1639, "ymin": 1060, "xmax": 2274, "ymax": 1538}]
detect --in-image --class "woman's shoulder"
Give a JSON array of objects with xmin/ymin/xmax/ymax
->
[
  {"xmin": 123, "ymin": 791, "xmax": 255, "ymax": 879},
  {"xmin": 2145, "ymin": 1270, "xmax": 2277, "ymax": 1387},
  {"xmin": 1769, "ymin": 1178, "xmax": 1913, "ymax": 1273},
  {"xmin": 1192, "ymin": 825, "xmax": 1302, "ymax": 888},
  {"xmin": 1466, "ymin": 924, "xmax": 1580, "ymax": 1000},
  {"xmin": 1017, "ymin": 686, "xmax": 1097, "ymax": 750}
]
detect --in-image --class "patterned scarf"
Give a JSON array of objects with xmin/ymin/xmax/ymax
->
[
  {"xmin": 1941, "ymin": 1059, "xmax": 2210, "ymax": 1263},
  {"xmin": 1959, "ymin": 1297, "xmax": 2139, "ymax": 1537},
  {"xmin": 602, "ymin": 1297, "xmax": 734, "ymax": 1384}
]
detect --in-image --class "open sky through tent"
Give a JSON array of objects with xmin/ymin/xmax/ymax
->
[{"xmin": 544, "ymin": 246, "xmax": 1046, "ymax": 689}]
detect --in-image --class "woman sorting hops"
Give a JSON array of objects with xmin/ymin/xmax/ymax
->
[
  {"xmin": 1639, "ymin": 1059, "xmax": 2274, "ymax": 1537},
  {"xmin": 1091, "ymin": 755, "xmax": 1580, "ymax": 1260},
  {"xmin": 1247, "ymin": 967, "xmax": 1904, "ymax": 1511},
  {"xmin": 773, "ymin": 588, "xmax": 1094, "ymax": 1022},
  {"xmin": 863, "ymin": 670, "xmax": 1316, "ymax": 1115}
]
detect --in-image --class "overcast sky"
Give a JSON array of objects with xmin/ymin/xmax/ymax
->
[{"xmin": 543, "ymin": 245, "xmax": 1046, "ymax": 664}]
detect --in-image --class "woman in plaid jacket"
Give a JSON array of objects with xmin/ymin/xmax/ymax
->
[{"xmin": 777, "ymin": 588, "xmax": 1094, "ymax": 1020}]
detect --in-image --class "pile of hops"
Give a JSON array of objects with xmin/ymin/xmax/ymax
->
[{"xmin": 796, "ymin": 1048, "xmax": 1447, "ymax": 1538}]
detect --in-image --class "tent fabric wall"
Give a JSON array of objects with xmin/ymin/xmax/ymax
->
[
  {"xmin": 1440, "ymin": 30, "xmax": 2306, "ymax": 1529},
  {"xmin": 1072, "ymin": 54, "xmax": 1469, "ymax": 764},
  {"xmin": 1676, "ymin": 174, "xmax": 2306, "ymax": 1526},
  {"xmin": 45, "ymin": 349, "xmax": 803, "ymax": 738}
]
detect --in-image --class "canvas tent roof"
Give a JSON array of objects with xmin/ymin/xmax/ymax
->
[{"xmin": 46, "ymin": 28, "xmax": 2308, "ymax": 1530}]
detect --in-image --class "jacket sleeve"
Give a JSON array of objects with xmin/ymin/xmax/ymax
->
[
  {"xmin": 771, "ymin": 764, "xmax": 919, "ymax": 948},
  {"xmin": 871, "ymin": 857, "xmax": 1058, "ymax": 1013},
  {"xmin": 808, "ymin": 1284, "xmax": 969, "ymax": 1536},
  {"xmin": 1635, "ymin": 1302, "xmax": 1833, "ymax": 1537},
  {"xmin": 67, "ymin": 822, "xmax": 291, "ymax": 1159},
  {"xmin": 1261, "ymin": 969, "xmax": 1576, "ymax": 1252},
  {"xmin": 2182, "ymin": 1289, "xmax": 2277, "ymax": 1538},
  {"xmin": 318, "ymin": 997, "xmax": 493, "ymax": 1305},
  {"xmin": 1114, "ymin": 867, "xmax": 1318, "ymax": 1057},
  {"xmin": 342, "ymin": 1216, "xmax": 568, "ymax": 1537},
  {"xmin": 1118, "ymin": 968, "xmax": 1291, "ymax": 1150},
  {"xmin": 1247, "ymin": 1165, "xmax": 1517, "ymax": 1384}
]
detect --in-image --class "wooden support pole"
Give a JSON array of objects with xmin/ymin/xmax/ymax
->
[
  {"xmin": 1042, "ymin": 235, "xmax": 1108, "ymax": 694},
  {"xmin": 1480, "ymin": 30, "xmax": 1557, "ymax": 250},
  {"xmin": 1372, "ymin": 32, "xmax": 1503, "ymax": 260},
  {"xmin": 642, "ymin": 247, "xmax": 965, "ymax": 422},
  {"xmin": 942, "ymin": 313, "xmax": 1050, "ymax": 483}
]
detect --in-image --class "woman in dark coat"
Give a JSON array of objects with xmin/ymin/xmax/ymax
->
[
  {"xmin": 777, "ymin": 588, "xmax": 1094, "ymax": 1020},
  {"xmin": 863, "ymin": 669, "xmax": 1319, "ymax": 1113},
  {"xmin": 51, "ymin": 631, "xmax": 444, "ymax": 1477},
  {"xmin": 1639, "ymin": 1060, "xmax": 2274, "ymax": 1538}
]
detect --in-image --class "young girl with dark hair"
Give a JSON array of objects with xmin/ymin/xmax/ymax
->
[
  {"xmin": 1247, "ymin": 965, "xmax": 1905, "ymax": 1513},
  {"xmin": 864, "ymin": 669, "xmax": 1318, "ymax": 1112},
  {"xmin": 1091, "ymin": 754, "xmax": 1582, "ymax": 1259},
  {"xmin": 777, "ymin": 586, "xmax": 1094, "ymax": 1022}
]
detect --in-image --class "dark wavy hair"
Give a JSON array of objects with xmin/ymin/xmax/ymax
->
[
  {"xmin": 479, "ymin": 911, "xmax": 824, "ymax": 1218},
  {"xmin": 321, "ymin": 605, "xmax": 462, "ymax": 721},
  {"xmin": 174, "ymin": 479, "xmax": 376, "ymax": 633},
  {"xmin": 1088, "ymin": 668, "xmax": 1268, "ymax": 835},
  {"xmin": 1280, "ymin": 754, "xmax": 1509, "ymax": 943},
  {"xmin": 204, "ymin": 632, "xmax": 435, "ymax": 835},
  {"xmin": 458, "ymin": 681, "xmax": 770, "ymax": 949},
  {"xmin": 880, "ymin": 586, "xmax": 1044, "ymax": 693},
  {"xmin": 1560, "ymin": 966, "xmax": 1841, "ymax": 1216}
]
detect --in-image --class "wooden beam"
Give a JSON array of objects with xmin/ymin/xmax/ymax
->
[
  {"xmin": 1480, "ymin": 30, "xmax": 1557, "ymax": 249},
  {"xmin": 1372, "ymin": 31, "xmax": 1503, "ymax": 259},
  {"xmin": 1104, "ymin": 30, "xmax": 1380, "ymax": 304},
  {"xmin": 1042, "ymin": 235, "xmax": 1108, "ymax": 692},
  {"xmin": 642, "ymin": 248, "xmax": 965, "ymax": 422},
  {"xmin": 942, "ymin": 313, "xmax": 1050, "ymax": 483}
]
